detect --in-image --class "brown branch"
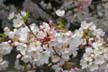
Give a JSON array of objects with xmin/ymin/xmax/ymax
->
[
  {"xmin": 22, "ymin": 64, "xmax": 53, "ymax": 71},
  {"xmin": 52, "ymin": 46, "xmax": 61, "ymax": 57}
]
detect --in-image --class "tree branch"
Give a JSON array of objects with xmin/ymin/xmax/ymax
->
[{"xmin": 52, "ymin": 46, "xmax": 61, "ymax": 57}]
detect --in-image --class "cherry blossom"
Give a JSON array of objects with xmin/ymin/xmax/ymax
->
[
  {"xmin": 55, "ymin": 9, "xmax": 65, "ymax": 17},
  {"xmin": 1, "ymin": 11, "xmax": 108, "ymax": 72}
]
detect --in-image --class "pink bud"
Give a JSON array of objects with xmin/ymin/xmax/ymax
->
[
  {"xmin": 65, "ymin": 31, "xmax": 73, "ymax": 37},
  {"xmin": 4, "ymin": 27, "xmax": 10, "ymax": 32},
  {"xmin": 16, "ymin": 54, "xmax": 21, "ymax": 59},
  {"xmin": 14, "ymin": 42, "xmax": 20, "ymax": 46},
  {"xmin": 49, "ymin": 20, "xmax": 53, "ymax": 24},
  {"xmin": 8, "ymin": 40, "xmax": 12, "ymax": 43}
]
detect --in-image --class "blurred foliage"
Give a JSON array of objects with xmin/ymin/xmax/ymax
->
[
  {"xmin": 69, "ymin": 22, "xmax": 80, "ymax": 31},
  {"xmin": 0, "ymin": 33, "xmax": 5, "ymax": 43},
  {"xmin": 0, "ymin": 0, "xmax": 108, "ymax": 34},
  {"xmin": 3, "ymin": 0, "xmax": 25, "ymax": 8}
]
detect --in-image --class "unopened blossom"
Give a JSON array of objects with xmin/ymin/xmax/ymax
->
[
  {"xmin": 16, "ymin": 54, "xmax": 21, "ymax": 59},
  {"xmin": 65, "ymin": 31, "xmax": 73, "ymax": 37},
  {"xmin": 14, "ymin": 41, "xmax": 20, "ymax": 46}
]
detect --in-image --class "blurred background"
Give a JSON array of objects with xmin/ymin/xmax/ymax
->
[
  {"xmin": 0, "ymin": 0, "xmax": 108, "ymax": 33},
  {"xmin": 0, "ymin": 0, "xmax": 108, "ymax": 32}
]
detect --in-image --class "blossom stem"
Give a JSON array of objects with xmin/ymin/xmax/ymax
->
[
  {"xmin": 52, "ymin": 46, "xmax": 61, "ymax": 57},
  {"xmin": 24, "ymin": 63, "xmax": 27, "ymax": 72},
  {"xmin": 25, "ymin": 22, "xmax": 37, "ymax": 38}
]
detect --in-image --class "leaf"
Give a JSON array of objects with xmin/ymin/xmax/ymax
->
[
  {"xmin": 23, "ymin": 12, "xmax": 29, "ymax": 22},
  {"xmin": 58, "ymin": 21, "xmax": 64, "ymax": 29},
  {"xmin": 0, "ymin": 33, "xmax": 6, "ymax": 43},
  {"xmin": 63, "ymin": 61, "xmax": 76, "ymax": 70},
  {"xmin": 0, "ymin": 33, "xmax": 5, "ymax": 37}
]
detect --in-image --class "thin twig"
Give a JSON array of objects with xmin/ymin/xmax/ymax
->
[
  {"xmin": 35, "ymin": 3, "xmax": 54, "ymax": 19},
  {"xmin": 25, "ymin": 22, "xmax": 37, "ymax": 38},
  {"xmin": 52, "ymin": 46, "xmax": 61, "ymax": 57}
]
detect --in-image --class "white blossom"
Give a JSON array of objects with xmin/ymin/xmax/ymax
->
[
  {"xmin": 17, "ymin": 27, "xmax": 29, "ymax": 42},
  {"xmin": 14, "ymin": 59, "xmax": 24, "ymax": 70},
  {"xmin": 21, "ymin": 11, "xmax": 27, "ymax": 17},
  {"xmin": 36, "ymin": 31, "xmax": 46, "ymax": 39},
  {"xmin": 21, "ymin": 55, "xmax": 32, "ymax": 63},
  {"xmin": 16, "ymin": 43, "xmax": 27, "ymax": 55},
  {"xmin": 55, "ymin": 9, "xmax": 65, "ymax": 17},
  {"xmin": 13, "ymin": 18, "xmax": 24, "ymax": 28},
  {"xmin": 41, "ymin": 22, "xmax": 50, "ymax": 32},
  {"xmin": 2, "ymin": 11, "xmax": 108, "ymax": 71},
  {"xmin": 37, "ymin": 50, "xmax": 50, "ymax": 66},
  {"xmin": 52, "ymin": 65, "xmax": 63, "ymax": 72},
  {"xmin": 8, "ymin": 12, "xmax": 15, "ymax": 20},
  {"xmin": 0, "ymin": 42, "xmax": 12, "ymax": 55},
  {"xmin": 30, "ymin": 23, "xmax": 39, "ymax": 33}
]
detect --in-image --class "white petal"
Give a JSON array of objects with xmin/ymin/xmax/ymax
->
[{"xmin": 55, "ymin": 9, "xmax": 65, "ymax": 17}]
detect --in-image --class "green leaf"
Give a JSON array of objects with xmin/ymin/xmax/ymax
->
[
  {"xmin": 0, "ymin": 33, "xmax": 5, "ymax": 37},
  {"xmin": 58, "ymin": 21, "xmax": 64, "ymax": 29},
  {"xmin": 23, "ymin": 12, "xmax": 29, "ymax": 22},
  {"xmin": 0, "ymin": 33, "xmax": 6, "ymax": 43}
]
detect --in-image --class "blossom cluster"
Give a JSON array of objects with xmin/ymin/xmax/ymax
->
[
  {"xmin": 77, "ymin": 21, "xmax": 108, "ymax": 71},
  {"xmin": 0, "ymin": 11, "xmax": 108, "ymax": 72}
]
